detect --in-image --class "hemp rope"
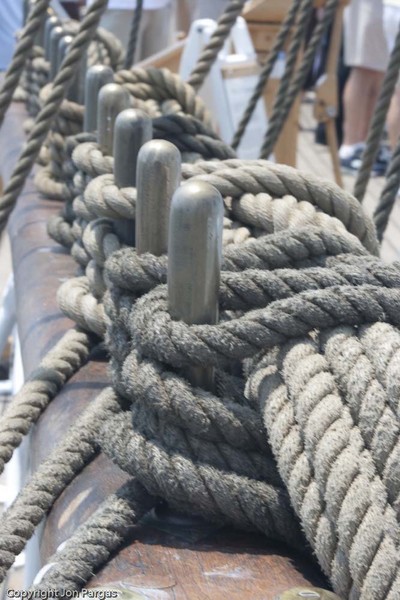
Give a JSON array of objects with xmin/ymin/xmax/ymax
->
[
  {"xmin": 260, "ymin": 0, "xmax": 340, "ymax": 159},
  {"xmin": 0, "ymin": 329, "xmax": 95, "ymax": 477},
  {"xmin": 124, "ymin": 0, "xmax": 144, "ymax": 69},
  {"xmin": 257, "ymin": 0, "xmax": 314, "ymax": 155},
  {"xmin": 232, "ymin": 0, "xmax": 300, "ymax": 150},
  {"xmin": 0, "ymin": 387, "xmax": 119, "ymax": 581},
  {"xmin": 354, "ymin": 21, "xmax": 400, "ymax": 203},
  {"xmin": 0, "ymin": 0, "xmax": 51, "ymax": 128},
  {"xmin": 186, "ymin": 0, "xmax": 247, "ymax": 91},
  {"xmin": 0, "ymin": 148, "xmax": 395, "ymax": 599},
  {"xmin": 0, "ymin": 0, "xmax": 110, "ymax": 236},
  {"xmin": 373, "ymin": 136, "xmax": 400, "ymax": 241},
  {"xmin": 34, "ymin": 222, "xmax": 400, "ymax": 597}
]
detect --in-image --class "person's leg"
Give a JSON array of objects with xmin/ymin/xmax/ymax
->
[
  {"xmin": 342, "ymin": 66, "xmax": 384, "ymax": 146},
  {"xmin": 383, "ymin": 3, "xmax": 400, "ymax": 150},
  {"xmin": 340, "ymin": 0, "xmax": 388, "ymax": 169},
  {"xmin": 387, "ymin": 88, "xmax": 400, "ymax": 150}
]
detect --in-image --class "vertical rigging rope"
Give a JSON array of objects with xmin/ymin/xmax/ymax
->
[
  {"xmin": 0, "ymin": 0, "xmax": 51, "ymax": 129},
  {"xmin": 353, "ymin": 21, "xmax": 400, "ymax": 203},
  {"xmin": 259, "ymin": 0, "xmax": 340, "ymax": 159},
  {"xmin": 0, "ymin": 0, "xmax": 110, "ymax": 236},
  {"xmin": 231, "ymin": 0, "xmax": 301, "ymax": 150},
  {"xmin": 123, "ymin": 0, "xmax": 144, "ymax": 69}
]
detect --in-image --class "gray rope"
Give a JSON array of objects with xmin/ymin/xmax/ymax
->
[
  {"xmin": 0, "ymin": 0, "xmax": 109, "ymax": 236},
  {"xmin": 30, "ymin": 478, "xmax": 154, "ymax": 592},
  {"xmin": 0, "ymin": 387, "xmax": 119, "ymax": 582},
  {"xmin": 373, "ymin": 136, "xmax": 400, "ymax": 240},
  {"xmin": 354, "ymin": 20, "xmax": 400, "ymax": 202},
  {"xmin": 232, "ymin": 0, "xmax": 300, "ymax": 150},
  {"xmin": 124, "ymin": 0, "xmax": 144, "ymax": 69},
  {"xmin": 254, "ymin": 325, "xmax": 400, "ymax": 599},
  {"xmin": 260, "ymin": 0, "xmax": 340, "ymax": 159},
  {"xmin": 0, "ymin": 0, "xmax": 51, "ymax": 129},
  {"xmin": 187, "ymin": 0, "xmax": 247, "ymax": 91},
  {"xmin": 0, "ymin": 329, "xmax": 94, "ymax": 477}
]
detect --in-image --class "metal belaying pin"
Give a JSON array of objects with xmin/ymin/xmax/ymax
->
[
  {"xmin": 113, "ymin": 109, "xmax": 153, "ymax": 245},
  {"xmin": 276, "ymin": 587, "xmax": 342, "ymax": 600},
  {"xmin": 114, "ymin": 109, "xmax": 153, "ymax": 189},
  {"xmin": 168, "ymin": 181, "xmax": 224, "ymax": 391},
  {"xmin": 97, "ymin": 83, "xmax": 131, "ymax": 156},
  {"xmin": 49, "ymin": 25, "xmax": 64, "ymax": 80},
  {"xmin": 136, "ymin": 139, "xmax": 181, "ymax": 256},
  {"xmin": 83, "ymin": 65, "xmax": 114, "ymax": 133},
  {"xmin": 44, "ymin": 15, "xmax": 60, "ymax": 61}
]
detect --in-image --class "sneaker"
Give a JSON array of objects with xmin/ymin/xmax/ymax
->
[
  {"xmin": 371, "ymin": 144, "xmax": 391, "ymax": 177},
  {"xmin": 340, "ymin": 144, "xmax": 391, "ymax": 176},
  {"xmin": 340, "ymin": 146, "xmax": 364, "ymax": 175}
]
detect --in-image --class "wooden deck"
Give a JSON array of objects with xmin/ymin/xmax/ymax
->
[{"xmin": 297, "ymin": 97, "xmax": 400, "ymax": 263}]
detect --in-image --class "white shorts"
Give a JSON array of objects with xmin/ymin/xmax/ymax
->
[{"xmin": 344, "ymin": 0, "xmax": 389, "ymax": 71}]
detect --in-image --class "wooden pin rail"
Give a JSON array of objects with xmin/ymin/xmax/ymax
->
[{"xmin": 4, "ymin": 102, "xmax": 330, "ymax": 599}]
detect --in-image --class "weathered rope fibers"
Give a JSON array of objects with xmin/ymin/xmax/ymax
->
[
  {"xmin": 232, "ymin": 0, "xmax": 301, "ymax": 150},
  {"xmin": 0, "ymin": 0, "xmax": 110, "ymax": 236},
  {"xmin": 260, "ymin": 0, "xmax": 340, "ymax": 159},
  {"xmin": 0, "ymin": 0, "xmax": 51, "ymax": 128}
]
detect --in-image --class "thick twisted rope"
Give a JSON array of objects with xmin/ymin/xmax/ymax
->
[
  {"xmin": 373, "ymin": 137, "xmax": 400, "ymax": 241},
  {"xmin": 354, "ymin": 21, "xmax": 400, "ymax": 202},
  {"xmin": 232, "ymin": 0, "xmax": 300, "ymax": 149},
  {"xmin": 252, "ymin": 325, "xmax": 400, "ymax": 599},
  {"xmin": 124, "ymin": 0, "xmax": 144, "ymax": 69},
  {"xmin": 260, "ymin": 0, "xmax": 340, "ymax": 159},
  {"xmin": 181, "ymin": 160, "xmax": 378, "ymax": 254},
  {"xmin": 0, "ymin": 151, "xmax": 392, "ymax": 597},
  {"xmin": 0, "ymin": 329, "xmax": 95, "ymax": 477},
  {"xmin": 0, "ymin": 387, "xmax": 118, "ymax": 582},
  {"xmin": 0, "ymin": 0, "xmax": 51, "ymax": 129},
  {"xmin": 187, "ymin": 0, "xmax": 247, "ymax": 91},
  {"xmin": 0, "ymin": 0, "xmax": 109, "ymax": 236},
  {"xmin": 30, "ymin": 478, "xmax": 154, "ymax": 592}
]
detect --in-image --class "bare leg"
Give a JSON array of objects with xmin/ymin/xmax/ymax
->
[
  {"xmin": 342, "ymin": 66, "xmax": 384, "ymax": 145},
  {"xmin": 387, "ymin": 88, "xmax": 400, "ymax": 150}
]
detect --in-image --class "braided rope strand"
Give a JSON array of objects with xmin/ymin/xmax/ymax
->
[
  {"xmin": 0, "ymin": 387, "xmax": 118, "ymax": 583},
  {"xmin": 187, "ymin": 0, "xmax": 247, "ymax": 91},
  {"xmin": 0, "ymin": 0, "xmax": 51, "ymax": 129},
  {"xmin": 260, "ymin": 0, "xmax": 340, "ymax": 158},
  {"xmin": 0, "ymin": 329, "xmax": 94, "ymax": 477},
  {"xmin": 0, "ymin": 0, "xmax": 109, "ymax": 236},
  {"xmin": 231, "ymin": 0, "xmax": 300, "ymax": 149},
  {"xmin": 124, "ymin": 0, "xmax": 144, "ymax": 68}
]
